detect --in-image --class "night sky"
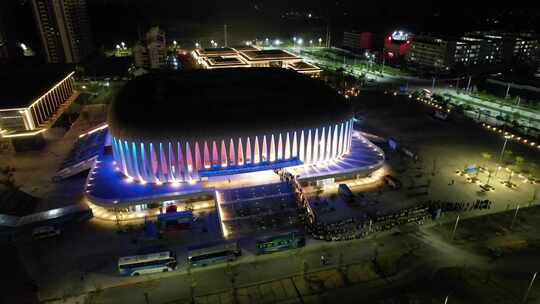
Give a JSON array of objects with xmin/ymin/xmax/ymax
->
[
  {"xmin": 3, "ymin": 0, "xmax": 539, "ymax": 51},
  {"xmin": 87, "ymin": 1, "xmax": 540, "ymax": 47}
]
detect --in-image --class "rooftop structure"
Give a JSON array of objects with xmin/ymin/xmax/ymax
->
[
  {"xmin": 0, "ymin": 67, "xmax": 77, "ymax": 140},
  {"xmin": 192, "ymin": 47, "xmax": 321, "ymax": 74}
]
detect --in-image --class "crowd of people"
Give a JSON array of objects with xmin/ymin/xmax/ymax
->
[
  {"xmin": 277, "ymin": 169, "xmax": 431, "ymax": 241},
  {"xmin": 424, "ymin": 199, "xmax": 493, "ymax": 215}
]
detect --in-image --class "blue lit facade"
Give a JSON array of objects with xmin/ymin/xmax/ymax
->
[{"xmin": 111, "ymin": 118, "xmax": 354, "ymax": 184}]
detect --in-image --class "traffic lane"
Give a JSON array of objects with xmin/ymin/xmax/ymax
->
[{"xmin": 90, "ymin": 232, "xmax": 423, "ymax": 303}]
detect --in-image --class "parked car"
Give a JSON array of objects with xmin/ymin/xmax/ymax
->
[{"xmin": 32, "ymin": 225, "xmax": 61, "ymax": 240}]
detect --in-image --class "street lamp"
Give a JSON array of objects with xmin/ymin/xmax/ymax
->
[
  {"xmin": 309, "ymin": 40, "xmax": 313, "ymax": 47},
  {"xmin": 173, "ymin": 40, "xmax": 177, "ymax": 46},
  {"xmin": 274, "ymin": 39, "xmax": 281, "ymax": 46},
  {"xmin": 495, "ymin": 134, "xmax": 511, "ymax": 177},
  {"xmin": 318, "ymin": 37, "xmax": 322, "ymax": 47},
  {"xmin": 297, "ymin": 38, "xmax": 303, "ymax": 45},
  {"xmin": 121, "ymin": 41, "xmax": 125, "ymax": 48},
  {"xmin": 195, "ymin": 42, "xmax": 200, "ymax": 48}
]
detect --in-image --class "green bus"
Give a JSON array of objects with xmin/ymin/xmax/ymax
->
[{"xmin": 256, "ymin": 231, "xmax": 305, "ymax": 254}]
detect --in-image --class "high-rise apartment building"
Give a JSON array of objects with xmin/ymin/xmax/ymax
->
[
  {"xmin": 133, "ymin": 27, "xmax": 167, "ymax": 69},
  {"xmin": 31, "ymin": 0, "xmax": 93, "ymax": 63}
]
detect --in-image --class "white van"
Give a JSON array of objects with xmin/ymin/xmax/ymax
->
[{"xmin": 32, "ymin": 226, "xmax": 61, "ymax": 240}]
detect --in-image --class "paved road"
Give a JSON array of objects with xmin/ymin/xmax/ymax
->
[
  {"xmin": 85, "ymin": 230, "xmax": 424, "ymax": 304},
  {"xmin": 290, "ymin": 47, "xmax": 539, "ymax": 128}
]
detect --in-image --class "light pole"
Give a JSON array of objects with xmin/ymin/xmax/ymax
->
[
  {"xmin": 431, "ymin": 77, "xmax": 436, "ymax": 91},
  {"xmin": 318, "ymin": 37, "xmax": 322, "ymax": 47},
  {"xmin": 451, "ymin": 215, "xmax": 460, "ymax": 240},
  {"xmin": 486, "ymin": 169, "xmax": 493, "ymax": 187},
  {"xmin": 495, "ymin": 135, "xmax": 511, "ymax": 177},
  {"xmin": 510, "ymin": 204, "xmax": 520, "ymax": 230},
  {"xmin": 522, "ymin": 272, "xmax": 537, "ymax": 303}
]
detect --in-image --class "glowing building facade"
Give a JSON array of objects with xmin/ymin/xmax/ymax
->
[
  {"xmin": 0, "ymin": 70, "xmax": 76, "ymax": 139},
  {"xmin": 107, "ymin": 68, "xmax": 353, "ymax": 184},
  {"xmin": 111, "ymin": 118, "xmax": 354, "ymax": 183}
]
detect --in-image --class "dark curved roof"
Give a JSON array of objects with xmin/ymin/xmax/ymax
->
[{"xmin": 109, "ymin": 68, "xmax": 352, "ymax": 141}]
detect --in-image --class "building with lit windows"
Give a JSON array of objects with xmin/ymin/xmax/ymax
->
[
  {"xmin": 84, "ymin": 68, "xmax": 384, "ymax": 214},
  {"xmin": 133, "ymin": 27, "xmax": 167, "ymax": 69},
  {"xmin": 383, "ymin": 30, "xmax": 412, "ymax": 61},
  {"xmin": 407, "ymin": 33, "xmax": 539, "ymax": 73},
  {"xmin": 406, "ymin": 35, "xmax": 451, "ymax": 71},
  {"xmin": 31, "ymin": 0, "xmax": 93, "ymax": 63},
  {"xmin": 0, "ymin": 68, "xmax": 77, "ymax": 150},
  {"xmin": 343, "ymin": 31, "xmax": 378, "ymax": 52}
]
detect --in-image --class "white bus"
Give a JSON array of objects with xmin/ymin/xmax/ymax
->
[{"xmin": 118, "ymin": 251, "xmax": 177, "ymax": 276}]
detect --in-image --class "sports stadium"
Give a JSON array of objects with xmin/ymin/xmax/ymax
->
[{"xmin": 84, "ymin": 68, "xmax": 384, "ymax": 221}]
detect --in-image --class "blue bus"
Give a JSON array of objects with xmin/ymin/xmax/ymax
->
[
  {"xmin": 188, "ymin": 242, "xmax": 241, "ymax": 267},
  {"xmin": 256, "ymin": 231, "xmax": 305, "ymax": 254},
  {"xmin": 118, "ymin": 251, "xmax": 177, "ymax": 276}
]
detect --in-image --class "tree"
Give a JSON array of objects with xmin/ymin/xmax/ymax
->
[
  {"xmin": 0, "ymin": 166, "xmax": 17, "ymax": 189},
  {"xmin": 503, "ymin": 150, "xmax": 513, "ymax": 165},
  {"xmin": 515, "ymin": 156, "xmax": 525, "ymax": 174},
  {"xmin": 481, "ymin": 152, "xmax": 492, "ymax": 169},
  {"xmin": 529, "ymin": 163, "xmax": 539, "ymax": 179}
]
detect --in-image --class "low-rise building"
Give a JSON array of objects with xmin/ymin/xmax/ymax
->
[
  {"xmin": 343, "ymin": 31, "xmax": 376, "ymax": 52},
  {"xmin": 0, "ymin": 67, "xmax": 77, "ymax": 151},
  {"xmin": 192, "ymin": 46, "xmax": 321, "ymax": 75}
]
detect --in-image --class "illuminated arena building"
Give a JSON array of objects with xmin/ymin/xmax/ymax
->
[{"xmin": 85, "ymin": 68, "xmax": 384, "ymax": 216}]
